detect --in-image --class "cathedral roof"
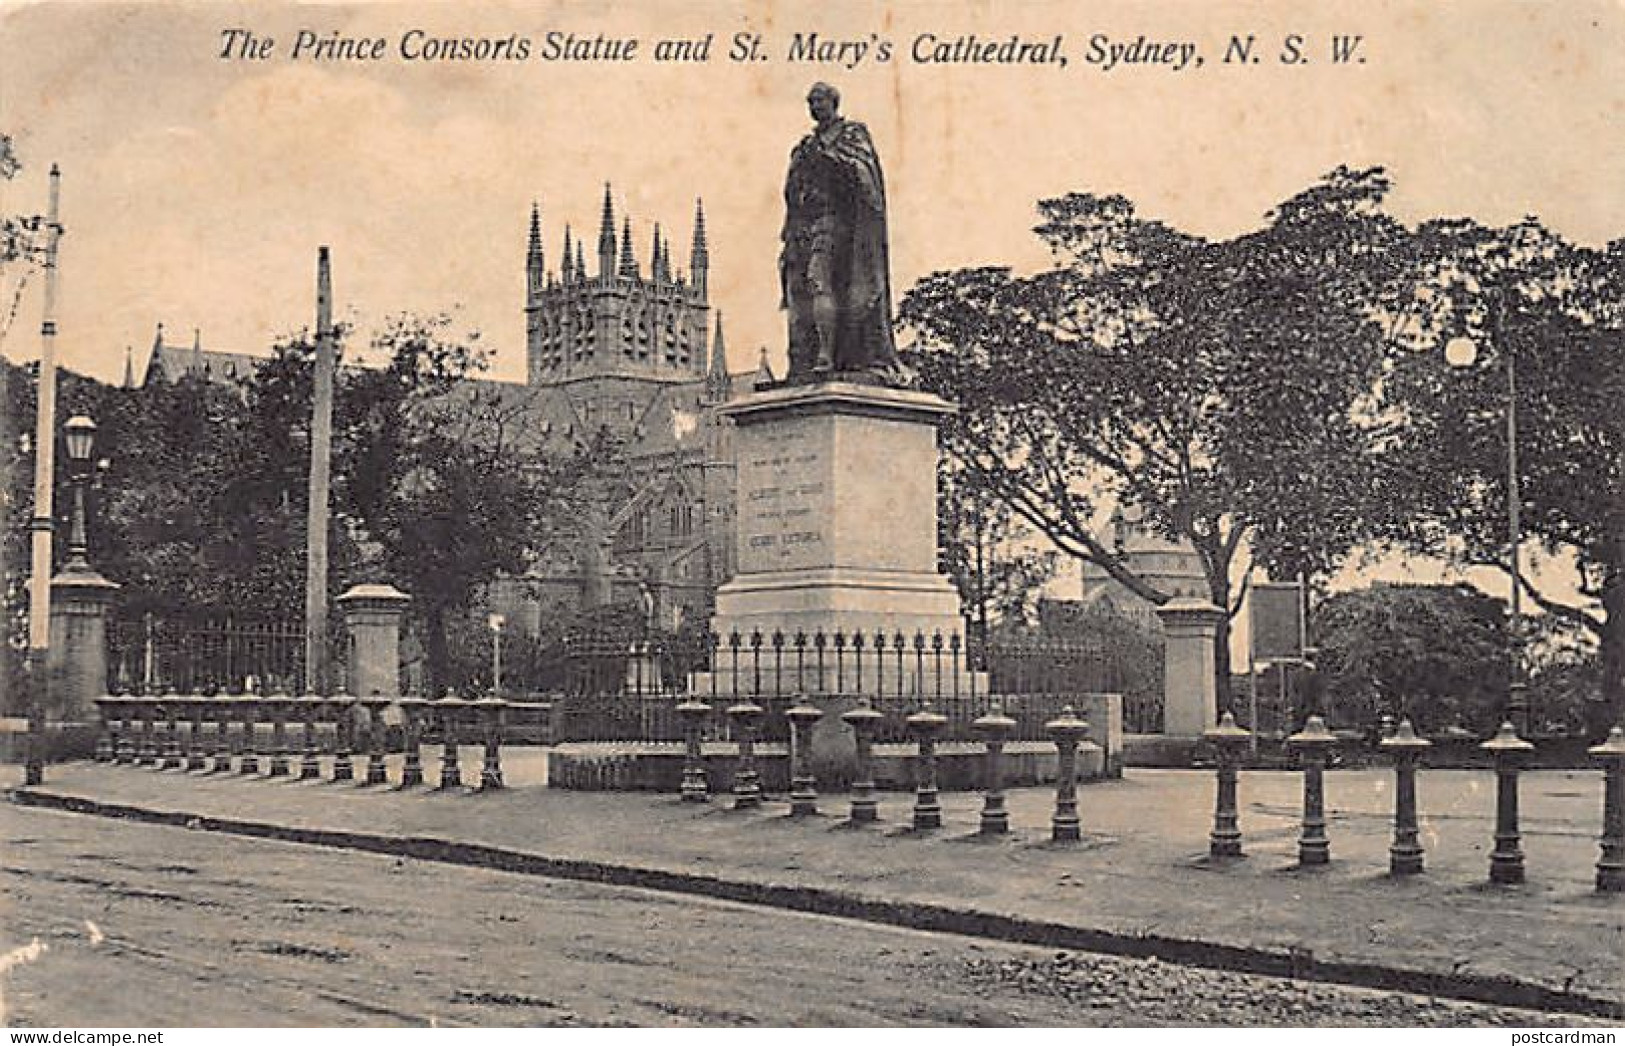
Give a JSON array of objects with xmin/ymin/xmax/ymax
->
[{"xmin": 141, "ymin": 330, "xmax": 268, "ymax": 387}]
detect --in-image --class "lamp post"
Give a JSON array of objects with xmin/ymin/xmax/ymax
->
[
  {"xmin": 1444, "ymin": 290, "xmax": 1527, "ymax": 736},
  {"xmin": 488, "ymin": 613, "xmax": 505, "ymax": 696},
  {"xmin": 24, "ymin": 164, "xmax": 64, "ymax": 788}
]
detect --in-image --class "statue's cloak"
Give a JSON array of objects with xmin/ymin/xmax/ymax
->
[{"xmin": 781, "ymin": 117, "xmax": 903, "ymax": 379}]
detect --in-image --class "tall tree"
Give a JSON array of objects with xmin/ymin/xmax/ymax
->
[
  {"xmin": 900, "ymin": 168, "xmax": 1409, "ymax": 712},
  {"xmin": 1314, "ymin": 583, "xmax": 1509, "ymax": 733},
  {"xmin": 937, "ymin": 463, "xmax": 1056, "ymax": 643},
  {"xmin": 332, "ymin": 316, "xmax": 607, "ymax": 695},
  {"xmin": 1378, "ymin": 219, "xmax": 1625, "ymax": 733}
]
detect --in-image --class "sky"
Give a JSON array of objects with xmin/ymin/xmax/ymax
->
[
  {"xmin": 2, "ymin": 0, "xmax": 1621, "ymax": 631},
  {"xmin": 2, "ymin": 0, "xmax": 1621, "ymax": 386}
]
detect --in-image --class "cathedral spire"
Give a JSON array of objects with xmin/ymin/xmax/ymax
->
[
  {"xmin": 690, "ymin": 198, "xmax": 709, "ymax": 299},
  {"xmin": 190, "ymin": 327, "xmax": 203, "ymax": 375},
  {"xmin": 706, "ymin": 311, "xmax": 730, "ymax": 395},
  {"xmin": 597, "ymin": 182, "xmax": 617, "ymax": 280},
  {"xmin": 526, "ymin": 202, "xmax": 544, "ymax": 301},
  {"xmin": 650, "ymin": 223, "xmax": 663, "ymax": 281},
  {"xmin": 618, "ymin": 218, "xmax": 637, "ymax": 279},
  {"xmin": 576, "ymin": 239, "xmax": 586, "ymax": 280},
  {"xmin": 122, "ymin": 345, "xmax": 135, "ymax": 389},
  {"xmin": 561, "ymin": 225, "xmax": 574, "ymax": 283},
  {"xmin": 753, "ymin": 346, "xmax": 776, "ymax": 390}
]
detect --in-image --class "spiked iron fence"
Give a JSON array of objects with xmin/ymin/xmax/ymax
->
[
  {"xmin": 549, "ymin": 627, "xmax": 1146, "ymax": 744},
  {"xmin": 107, "ymin": 612, "xmax": 315, "ymax": 696}
]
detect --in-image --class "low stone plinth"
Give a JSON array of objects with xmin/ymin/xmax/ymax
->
[{"xmin": 546, "ymin": 740, "xmax": 1115, "ymax": 793}]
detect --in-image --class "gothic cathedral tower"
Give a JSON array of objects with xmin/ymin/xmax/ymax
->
[{"xmin": 525, "ymin": 186, "xmax": 712, "ymax": 386}]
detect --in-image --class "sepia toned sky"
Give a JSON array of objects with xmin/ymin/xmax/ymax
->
[{"xmin": 2, "ymin": 0, "xmax": 1622, "ymax": 387}]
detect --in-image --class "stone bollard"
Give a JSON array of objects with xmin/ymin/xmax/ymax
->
[
  {"xmin": 135, "ymin": 698, "xmax": 158, "ymax": 766},
  {"xmin": 239, "ymin": 695, "xmax": 262, "ymax": 775},
  {"xmin": 93, "ymin": 696, "xmax": 114, "ymax": 762},
  {"xmin": 1380, "ymin": 718, "xmax": 1431, "ymax": 875},
  {"xmin": 841, "ymin": 699, "xmax": 884, "ymax": 823},
  {"xmin": 193, "ymin": 696, "xmax": 216, "ymax": 771},
  {"xmin": 675, "ymin": 697, "xmax": 712, "ymax": 802},
  {"xmin": 786, "ymin": 702, "xmax": 824, "ymax": 816},
  {"xmin": 194, "ymin": 695, "xmax": 216, "ymax": 770},
  {"xmin": 397, "ymin": 696, "xmax": 427, "ymax": 788},
  {"xmin": 112, "ymin": 695, "xmax": 136, "ymax": 765},
  {"xmin": 972, "ymin": 705, "xmax": 1018, "ymax": 835},
  {"xmin": 1203, "ymin": 712, "xmax": 1252, "ymax": 860},
  {"xmin": 211, "ymin": 695, "xmax": 237, "ymax": 773},
  {"xmin": 363, "ymin": 695, "xmax": 390, "ymax": 786},
  {"xmin": 1482, "ymin": 721, "xmax": 1535, "ymax": 884},
  {"xmin": 183, "ymin": 696, "xmax": 208, "ymax": 772},
  {"xmin": 1590, "ymin": 726, "xmax": 1625, "ymax": 893},
  {"xmin": 298, "ymin": 693, "xmax": 323, "ymax": 780},
  {"xmin": 1046, "ymin": 705, "xmax": 1094, "ymax": 842},
  {"xmin": 476, "ymin": 696, "xmax": 506, "ymax": 791},
  {"xmin": 437, "ymin": 695, "xmax": 467, "ymax": 790},
  {"xmin": 160, "ymin": 690, "xmax": 184, "ymax": 770},
  {"xmin": 139, "ymin": 698, "xmax": 161, "ymax": 763},
  {"xmin": 906, "ymin": 702, "xmax": 948, "ymax": 830},
  {"xmin": 328, "ymin": 692, "xmax": 355, "ymax": 782},
  {"xmin": 1288, "ymin": 715, "xmax": 1338, "ymax": 866},
  {"xmin": 266, "ymin": 691, "xmax": 292, "ymax": 777},
  {"xmin": 726, "ymin": 700, "xmax": 765, "ymax": 809}
]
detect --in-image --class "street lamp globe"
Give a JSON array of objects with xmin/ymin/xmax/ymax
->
[
  {"xmin": 1443, "ymin": 337, "xmax": 1478, "ymax": 369},
  {"xmin": 64, "ymin": 414, "xmax": 96, "ymax": 464}
]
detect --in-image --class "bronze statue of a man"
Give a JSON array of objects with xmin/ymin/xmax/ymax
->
[{"xmin": 780, "ymin": 83, "xmax": 907, "ymax": 386}]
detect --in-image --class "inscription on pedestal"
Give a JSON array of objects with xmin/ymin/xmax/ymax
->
[{"xmin": 739, "ymin": 419, "xmax": 828, "ymax": 572}]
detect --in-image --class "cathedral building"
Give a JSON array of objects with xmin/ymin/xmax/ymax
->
[
  {"xmin": 496, "ymin": 186, "xmax": 746, "ymax": 634},
  {"xmin": 138, "ymin": 184, "xmax": 754, "ymax": 637}
]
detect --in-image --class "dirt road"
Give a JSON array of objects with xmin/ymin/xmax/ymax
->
[{"xmin": 0, "ymin": 803, "xmax": 1601, "ymax": 1027}]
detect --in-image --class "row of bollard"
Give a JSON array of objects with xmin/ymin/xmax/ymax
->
[
  {"xmin": 94, "ymin": 691, "xmax": 1625, "ymax": 894},
  {"xmin": 674, "ymin": 696, "xmax": 1104, "ymax": 842},
  {"xmin": 92, "ymin": 692, "xmax": 509, "ymax": 792},
  {"xmin": 1203, "ymin": 712, "xmax": 1625, "ymax": 894}
]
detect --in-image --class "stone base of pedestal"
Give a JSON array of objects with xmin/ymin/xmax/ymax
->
[
  {"xmin": 701, "ymin": 569, "xmax": 980, "ymax": 699},
  {"xmin": 712, "ymin": 566, "xmax": 965, "ymax": 638},
  {"xmin": 708, "ymin": 379, "xmax": 973, "ymax": 699}
]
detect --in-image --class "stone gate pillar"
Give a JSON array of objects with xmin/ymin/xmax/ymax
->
[
  {"xmin": 1157, "ymin": 597, "xmax": 1225, "ymax": 738},
  {"xmin": 337, "ymin": 583, "xmax": 410, "ymax": 697},
  {"xmin": 48, "ymin": 568, "xmax": 120, "ymax": 721}
]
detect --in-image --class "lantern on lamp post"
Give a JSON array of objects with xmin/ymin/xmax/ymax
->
[
  {"xmin": 488, "ymin": 613, "xmax": 505, "ymax": 697},
  {"xmin": 62, "ymin": 415, "xmax": 97, "ymax": 568}
]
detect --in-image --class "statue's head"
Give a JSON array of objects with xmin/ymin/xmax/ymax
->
[{"xmin": 807, "ymin": 82, "xmax": 840, "ymax": 124}]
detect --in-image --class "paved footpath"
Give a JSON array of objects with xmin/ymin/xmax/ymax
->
[{"xmin": 8, "ymin": 755, "xmax": 1624, "ymax": 1017}]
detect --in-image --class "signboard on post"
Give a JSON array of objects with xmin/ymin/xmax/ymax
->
[{"xmin": 1251, "ymin": 581, "xmax": 1306, "ymax": 664}]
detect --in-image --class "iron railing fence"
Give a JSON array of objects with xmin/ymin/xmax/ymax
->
[
  {"xmin": 106, "ymin": 611, "xmax": 346, "ymax": 696},
  {"xmin": 548, "ymin": 626, "xmax": 1151, "ymax": 743}
]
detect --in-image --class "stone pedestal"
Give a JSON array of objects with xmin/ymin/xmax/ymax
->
[
  {"xmin": 1157, "ymin": 597, "xmax": 1224, "ymax": 738},
  {"xmin": 337, "ymin": 583, "xmax": 410, "ymax": 698},
  {"xmin": 47, "ymin": 567, "xmax": 120, "ymax": 721},
  {"xmin": 706, "ymin": 382, "xmax": 968, "ymax": 694}
]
